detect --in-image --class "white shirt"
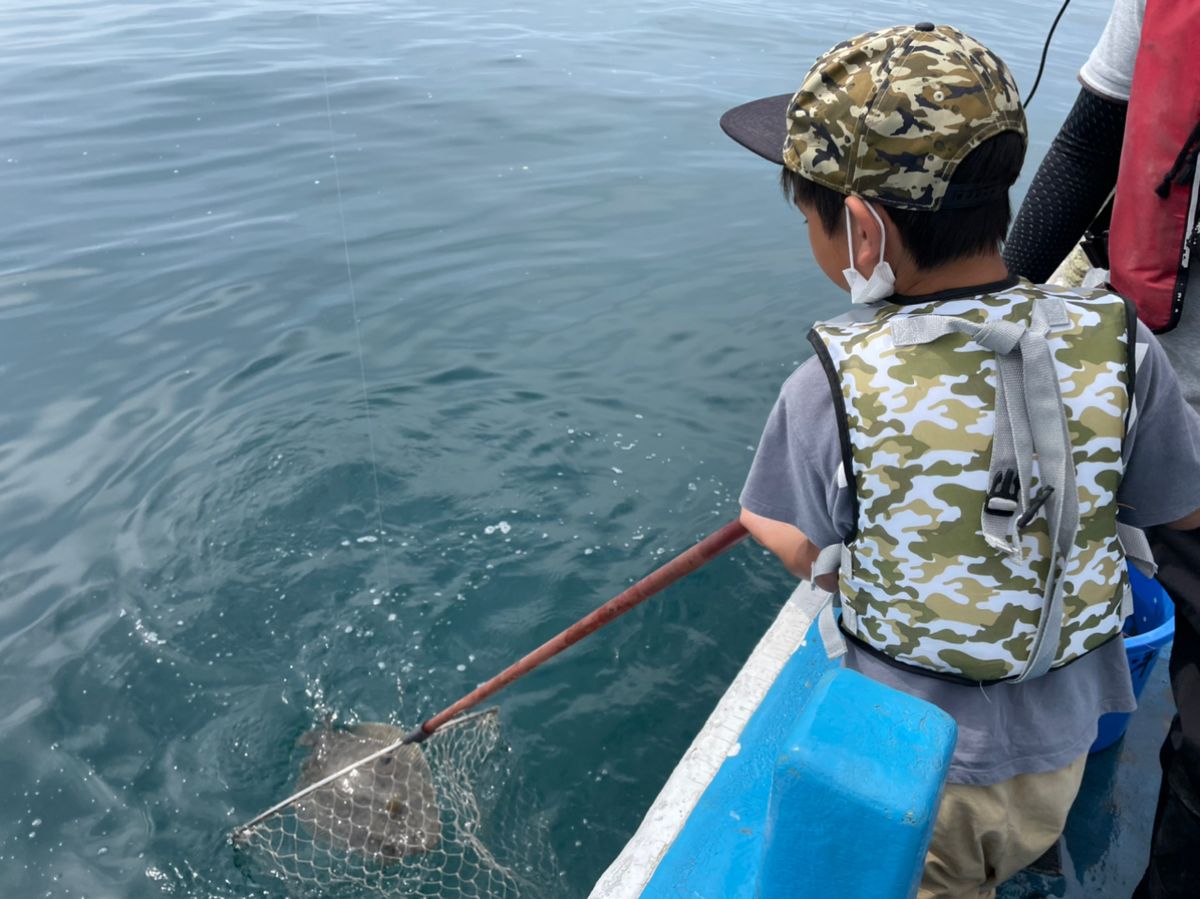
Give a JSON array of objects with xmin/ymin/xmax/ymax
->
[{"xmin": 1079, "ymin": 0, "xmax": 1145, "ymax": 101}]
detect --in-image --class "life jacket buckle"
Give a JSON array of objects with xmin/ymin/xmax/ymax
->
[{"xmin": 985, "ymin": 469, "xmax": 1020, "ymax": 517}]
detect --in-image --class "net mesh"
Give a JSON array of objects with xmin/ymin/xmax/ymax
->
[{"xmin": 233, "ymin": 710, "xmax": 542, "ymax": 898}]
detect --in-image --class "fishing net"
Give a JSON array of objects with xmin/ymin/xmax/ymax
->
[{"xmin": 233, "ymin": 709, "xmax": 543, "ymax": 898}]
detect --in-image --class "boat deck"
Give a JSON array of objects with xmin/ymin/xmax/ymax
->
[{"xmin": 999, "ymin": 643, "xmax": 1173, "ymax": 898}]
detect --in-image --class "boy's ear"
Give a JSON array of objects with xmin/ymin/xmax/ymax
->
[{"xmin": 843, "ymin": 195, "xmax": 892, "ymax": 272}]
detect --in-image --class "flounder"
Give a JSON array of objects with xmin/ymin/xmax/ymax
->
[{"xmin": 294, "ymin": 721, "xmax": 441, "ymax": 861}]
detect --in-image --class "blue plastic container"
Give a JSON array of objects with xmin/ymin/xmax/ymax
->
[
  {"xmin": 1090, "ymin": 564, "xmax": 1176, "ymax": 753},
  {"xmin": 757, "ymin": 670, "xmax": 955, "ymax": 899}
]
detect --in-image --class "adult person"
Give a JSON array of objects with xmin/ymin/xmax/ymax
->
[{"xmin": 1004, "ymin": 2, "xmax": 1200, "ymax": 895}]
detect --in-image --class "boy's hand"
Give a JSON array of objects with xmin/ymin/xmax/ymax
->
[{"xmin": 739, "ymin": 508, "xmax": 838, "ymax": 592}]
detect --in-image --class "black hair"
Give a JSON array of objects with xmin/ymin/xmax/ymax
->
[{"xmin": 780, "ymin": 131, "xmax": 1026, "ymax": 270}]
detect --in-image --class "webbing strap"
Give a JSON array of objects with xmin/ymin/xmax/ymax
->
[
  {"xmin": 1118, "ymin": 522, "xmax": 1158, "ymax": 578},
  {"xmin": 811, "ymin": 544, "xmax": 848, "ymax": 658},
  {"xmin": 785, "ymin": 580, "xmax": 844, "ymax": 659},
  {"xmin": 987, "ymin": 351, "xmax": 1033, "ymax": 553},
  {"xmin": 890, "ymin": 296, "xmax": 1079, "ymax": 682},
  {"xmin": 818, "ymin": 603, "xmax": 846, "ymax": 659},
  {"xmin": 1121, "ymin": 582, "xmax": 1135, "ymax": 621},
  {"xmin": 813, "ymin": 543, "xmax": 843, "ymax": 581},
  {"xmin": 1035, "ymin": 294, "xmax": 1071, "ymax": 329},
  {"xmin": 1014, "ymin": 305, "xmax": 1079, "ymax": 682},
  {"xmin": 1023, "ymin": 300, "xmax": 1079, "ymax": 565},
  {"xmin": 890, "ymin": 315, "xmax": 1024, "ymax": 353}
]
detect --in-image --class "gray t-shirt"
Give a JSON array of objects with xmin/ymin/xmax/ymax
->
[{"xmin": 741, "ymin": 299, "xmax": 1200, "ymax": 785}]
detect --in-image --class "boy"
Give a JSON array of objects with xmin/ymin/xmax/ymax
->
[{"xmin": 720, "ymin": 23, "xmax": 1200, "ymax": 899}]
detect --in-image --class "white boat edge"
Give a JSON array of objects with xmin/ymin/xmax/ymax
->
[{"xmin": 588, "ymin": 582, "xmax": 822, "ymax": 899}]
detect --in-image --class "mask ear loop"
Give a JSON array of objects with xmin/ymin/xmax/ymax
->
[
  {"xmin": 844, "ymin": 202, "xmax": 888, "ymax": 273},
  {"xmin": 844, "ymin": 206, "xmax": 856, "ymax": 271}
]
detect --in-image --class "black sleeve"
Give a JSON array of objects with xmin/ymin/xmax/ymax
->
[{"xmin": 1003, "ymin": 88, "xmax": 1128, "ymax": 283}]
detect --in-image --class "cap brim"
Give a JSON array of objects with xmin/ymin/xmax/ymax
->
[{"xmin": 719, "ymin": 93, "xmax": 793, "ymax": 166}]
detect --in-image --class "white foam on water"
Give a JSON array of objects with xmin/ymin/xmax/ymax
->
[{"xmin": 132, "ymin": 618, "xmax": 165, "ymax": 647}]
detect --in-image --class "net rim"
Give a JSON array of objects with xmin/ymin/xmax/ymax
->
[{"xmin": 230, "ymin": 707, "xmax": 500, "ymax": 845}]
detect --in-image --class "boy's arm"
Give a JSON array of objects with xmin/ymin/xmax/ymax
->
[
  {"xmin": 740, "ymin": 359, "xmax": 850, "ymax": 587},
  {"xmin": 1167, "ymin": 508, "xmax": 1200, "ymax": 530},
  {"xmin": 739, "ymin": 508, "xmax": 817, "ymax": 577},
  {"xmin": 739, "ymin": 508, "xmax": 840, "ymax": 593},
  {"xmin": 1119, "ymin": 323, "xmax": 1200, "ymax": 529}
]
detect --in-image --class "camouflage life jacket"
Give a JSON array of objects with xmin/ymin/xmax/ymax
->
[{"xmin": 809, "ymin": 279, "xmax": 1136, "ymax": 683}]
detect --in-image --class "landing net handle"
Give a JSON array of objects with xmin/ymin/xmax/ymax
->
[{"xmin": 411, "ymin": 519, "xmax": 748, "ymax": 741}]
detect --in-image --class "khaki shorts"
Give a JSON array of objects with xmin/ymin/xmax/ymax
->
[{"xmin": 918, "ymin": 753, "xmax": 1088, "ymax": 899}]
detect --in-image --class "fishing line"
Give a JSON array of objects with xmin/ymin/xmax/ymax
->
[
  {"xmin": 236, "ymin": 19, "xmax": 757, "ymax": 895},
  {"xmin": 314, "ymin": 13, "xmax": 392, "ymax": 590},
  {"xmin": 1023, "ymin": 0, "xmax": 1072, "ymax": 109}
]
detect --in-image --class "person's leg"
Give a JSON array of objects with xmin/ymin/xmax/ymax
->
[
  {"xmin": 1132, "ymin": 603, "xmax": 1200, "ymax": 898},
  {"xmin": 919, "ymin": 754, "xmax": 1087, "ymax": 899},
  {"xmin": 920, "ymin": 780, "xmax": 1001, "ymax": 899},
  {"xmin": 1135, "ymin": 527, "xmax": 1200, "ymax": 898}
]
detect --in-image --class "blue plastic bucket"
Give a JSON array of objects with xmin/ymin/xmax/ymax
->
[{"xmin": 1090, "ymin": 563, "xmax": 1176, "ymax": 753}]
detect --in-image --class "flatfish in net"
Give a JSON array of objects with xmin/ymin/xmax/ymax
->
[{"xmin": 294, "ymin": 722, "xmax": 441, "ymax": 861}]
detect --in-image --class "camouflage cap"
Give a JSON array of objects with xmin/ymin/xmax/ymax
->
[{"xmin": 720, "ymin": 23, "xmax": 1027, "ymax": 211}]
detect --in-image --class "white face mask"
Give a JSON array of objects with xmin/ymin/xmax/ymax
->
[{"xmin": 842, "ymin": 204, "xmax": 896, "ymax": 304}]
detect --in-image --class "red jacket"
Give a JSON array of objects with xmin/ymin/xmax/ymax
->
[{"xmin": 1108, "ymin": 0, "xmax": 1200, "ymax": 332}]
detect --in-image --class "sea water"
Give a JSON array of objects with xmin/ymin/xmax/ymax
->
[{"xmin": 0, "ymin": 1, "xmax": 1128, "ymax": 896}]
